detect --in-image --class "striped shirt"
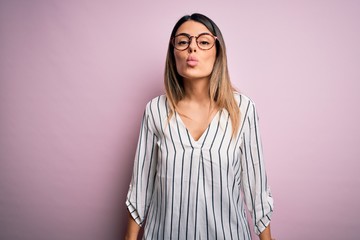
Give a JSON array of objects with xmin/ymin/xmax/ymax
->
[{"xmin": 126, "ymin": 93, "xmax": 274, "ymax": 240}]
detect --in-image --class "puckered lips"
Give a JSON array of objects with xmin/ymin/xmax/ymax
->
[{"xmin": 186, "ymin": 55, "xmax": 199, "ymax": 67}]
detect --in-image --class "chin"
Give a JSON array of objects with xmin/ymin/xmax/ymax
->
[{"xmin": 179, "ymin": 71, "xmax": 212, "ymax": 80}]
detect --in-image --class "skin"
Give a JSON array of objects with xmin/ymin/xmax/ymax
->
[
  {"xmin": 174, "ymin": 20, "xmax": 218, "ymax": 141},
  {"xmin": 124, "ymin": 20, "xmax": 274, "ymax": 240},
  {"xmin": 124, "ymin": 213, "xmax": 140, "ymax": 240}
]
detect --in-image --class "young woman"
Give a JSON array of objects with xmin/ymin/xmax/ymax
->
[{"xmin": 125, "ymin": 13, "xmax": 274, "ymax": 240}]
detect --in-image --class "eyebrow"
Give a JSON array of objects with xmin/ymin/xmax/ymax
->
[{"xmin": 175, "ymin": 32, "xmax": 212, "ymax": 37}]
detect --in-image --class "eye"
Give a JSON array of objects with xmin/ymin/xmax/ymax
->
[
  {"xmin": 177, "ymin": 40, "xmax": 189, "ymax": 46},
  {"xmin": 174, "ymin": 35, "xmax": 190, "ymax": 47},
  {"xmin": 195, "ymin": 34, "xmax": 216, "ymax": 49},
  {"xmin": 198, "ymin": 40, "xmax": 210, "ymax": 46}
]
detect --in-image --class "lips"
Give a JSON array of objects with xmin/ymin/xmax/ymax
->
[{"xmin": 186, "ymin": 55, "xmax": 198, "ymax": 67}]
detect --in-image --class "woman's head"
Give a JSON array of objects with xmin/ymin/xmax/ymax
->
[
  {"xmin": 164, "ymin": 13, "xmax": 240, "ymax": 136},
  {"xmin": 165, "ymin": 13, "xmax": 230, "ymax": 105},
  {"xmin": 172, "ymin": 20, "xmax": 217, "ymax": 84}
]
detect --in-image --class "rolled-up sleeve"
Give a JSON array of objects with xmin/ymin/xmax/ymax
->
[
  {"xmin": 240, "ymin": 101, "xmax": 274, "ymax": 235},
  {"xmin": 126, "ymin": 103, "xmax": 158, "ymax": 226}
]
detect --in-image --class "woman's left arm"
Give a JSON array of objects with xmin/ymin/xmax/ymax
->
[
  {"xmin": 259, "ymin": 224, "xmax": 272, "ymax": 240},
  {"xmin": 240, "ymin": 101, "xmax": 274, "ymax": 237}
]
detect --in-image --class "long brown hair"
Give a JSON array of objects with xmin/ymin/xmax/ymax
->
[{"xmin": 164, "ymin": 13, "xmax": 240, "ymax": 137}]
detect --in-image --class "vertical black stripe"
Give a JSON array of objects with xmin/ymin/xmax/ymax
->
[
  {"xmin": 225, "ymin": 114, "xmax": 234, "ymax": 240},
  {"xmin": 147, "ymin": 101, "xmax": 162, "ymax": 239},
  {"xmin": 243, "ymin": 130, "xmax": 259, "ymax": 233},
  {"xmin": 194, "ymin": 126, "xmax": 211, "ymax": 240},
  {"xmin": 200, "ymin": 152, "xmax": 209, "ymax": 239},
  {"xmin": 218, "ymin": 112, "xmax": 230, "ymax": 239},
  {"xmin": 152, "ymin": 97, "xmax": 163, "ymax": 239},
  {"xmin": 208, "ymin": 118, "xmax": 220, "ymax": 239},
  {"xmin": 157, "ymin": 97, "xmax": 169, "ymax": 239},
  {"xmin": 201, "ymin": 150, "xmax": 210, "ymax": 240},
  {"xmin": 143, "ymin": 134, "xmax": 156, "ymax": 218},
  {"xmin": 252, "ymin": 104, "xmax": 265, "ymax": 218},
  {"xmin": 175, "ymin": 112, "xmax": 186, "ymax": 240},
  {"xmin": 193, "ymin": 151, "xmax": 201, "ymax": 240},
  {"xmin": 134, "ymin": 111, "xmax": 146, "ymax": 221},
  {"xmin": 140, "ymin": 116, "xmax": 149, "ymax": 176},
  {"xmin": 146, "ymin": 98, "xmax": 160, "ymax": 239},
  {"xmin": 145, "ymin": 189, "xmax": 157, "ymax": 239},
  {"xmin": 185, "ymin": 128, "xmax": 194, "ymax": 239},
  {"xmin": 165, "ymin": 100, "xmax": 177, "ymax": 239},
  {"xmin": 232, "ymin": 101, "xmax": 250, "ymax": 168}
]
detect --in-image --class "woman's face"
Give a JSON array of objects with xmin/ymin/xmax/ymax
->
[{"xmin": 173, "ymin": 20, "xmax": 217, "ymax": 82}]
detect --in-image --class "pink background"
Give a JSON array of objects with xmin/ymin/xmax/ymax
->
[{"xmin": 1, "ymin": 0, "xmax": 359, "ymax": 239}]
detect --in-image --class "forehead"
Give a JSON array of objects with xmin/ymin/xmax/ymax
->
[{"xmin": 175, "ymin": 20, "xmax": 211, "ymax": 36}]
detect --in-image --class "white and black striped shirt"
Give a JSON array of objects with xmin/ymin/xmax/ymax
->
[{"xmin": 126, "ymin": 93, "xmax": 274, "ymax": 240}]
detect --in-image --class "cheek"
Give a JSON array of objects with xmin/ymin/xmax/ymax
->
[
  {"xmin": 174, "ymin": 52, "xmax": 186, "ymax": 72},
  {"xmin": 174, "ymin": 51, "xmax": 184, "ymax": 61},
  {"xmin": 205, "ymin": 51, "xmax": 217, "ymax": 70},
  {"xmin": 210, "ymin": 49, "xmax": 217, "ymax": 63}
]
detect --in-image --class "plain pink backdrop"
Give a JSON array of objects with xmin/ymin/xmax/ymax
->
[{"xmin": 1, "ymin": 0, "xmax": 359, "ymax": 239}]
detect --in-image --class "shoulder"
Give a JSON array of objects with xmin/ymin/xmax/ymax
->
[
  {"xmin": 143, "ymin": 94, "xmax": 169, "ymax": 124},
  {"xmin": 144, "ymin": 94, "xmax": 168, "ymax": 112},
  {"xmin": 141, "ymin": 95, "xmax": 167, "ymax": 134},
  {"xmin": 233, "ymin": 91, "xmax": 256, "ymax": 109}
]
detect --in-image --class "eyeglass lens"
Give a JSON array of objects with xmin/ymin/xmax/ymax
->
[{"xmin": 173, "ymin": 33, "xmax": 216, "ymax": 50}]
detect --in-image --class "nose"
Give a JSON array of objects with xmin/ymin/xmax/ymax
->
[{"xmin": 187, "ymin": 37, "xmax": 197, "ymax": 52}]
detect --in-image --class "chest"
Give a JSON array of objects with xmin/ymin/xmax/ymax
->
[
  {"xmin": 154, "ymin": 113, "xmax": 243, "ymax": 181},
  {"xmin": 176, "ymin": 106, "xmax": 219, "ymax": 142}
]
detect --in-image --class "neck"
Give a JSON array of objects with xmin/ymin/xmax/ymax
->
[{"xmin": 182, "ymin": 77, "xmax": 212, "ymax": 103}]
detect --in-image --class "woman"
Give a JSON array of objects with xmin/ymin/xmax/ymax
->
[{"xmin": 125, "ymin": 13, "xmax": 274, "ymax": 240}]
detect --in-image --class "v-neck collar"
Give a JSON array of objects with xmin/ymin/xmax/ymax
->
[{"xmin": 175, "ymin": 110, "xmax": 221, "ymax": 147}]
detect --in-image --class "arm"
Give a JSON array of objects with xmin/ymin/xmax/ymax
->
[
  {"xmin": 124, "ymin": 212, "xmax": 141, "ymax": 240},
  {"xmin": 125, "ymin": 102, "xmax": 158, "ymax": 239},
  {"xmin": 259, "ymin": 224, "xmax": 272, "ymax": 240},
  {"xmin": 241, "ymin": 101, "xmax": 274, "ymax": 236}
]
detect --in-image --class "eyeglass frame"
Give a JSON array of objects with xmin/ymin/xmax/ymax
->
[{"xmin": 171, "ymin": 32, "xmax": 218, "ymax": 51}]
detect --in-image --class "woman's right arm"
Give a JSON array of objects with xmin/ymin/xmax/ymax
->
[
  {"xmin": 124, "ymin": 212, "xmax": 141, "ymax": 240},
  {"xmin": 125, "ymin": 100, "xmax": 159, "ymax": 240}
]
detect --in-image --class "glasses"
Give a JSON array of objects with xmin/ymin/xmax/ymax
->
[{"xmin": 172, "ymin": 33, "xmax": 217, "ymax": 51}]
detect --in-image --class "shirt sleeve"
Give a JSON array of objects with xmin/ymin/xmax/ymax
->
[
  {"xmin": 126, "ymin": 103, "xmax": 158, "ymax": 226},
  {"xmin": 240, "ymin": 101, "xmax": 274, "ymax": 235}
]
